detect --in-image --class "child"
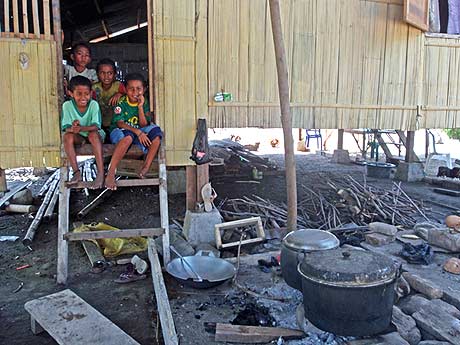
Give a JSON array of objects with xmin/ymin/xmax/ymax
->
[
  {"xmin": 64, "ymin": 42, "xmax": 97, "ymax": 96},
  {"xmin": 92, "ymin": 58, "xmax": 126, "ymax": 136},
  {"xmin": 62, "ymin": 76, "xmax": 105, "ymax": 189},
  {"xmin": 105, "ymin": 73, "xmax": 162, "ymax": 190}
]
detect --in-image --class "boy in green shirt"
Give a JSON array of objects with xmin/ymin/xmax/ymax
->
[
  {"xmin": 106, "ymin": 73, "xmax": 162, "ymax": 190},
  {"xmin": 62, "ymin": 76, "xmax": 105, "ymax": 188}
]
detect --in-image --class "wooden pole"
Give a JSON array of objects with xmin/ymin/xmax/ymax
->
[
  {"xmin": 268, "ymin": 0, "xmax": 297, "ymax": 231},
  {"xmin": 405, "ymin": 130, "xmax": 416, "ymax": 163},
  {"xmin": 0, "ymin": 168, "xmax": 7, "ymax": 193}
]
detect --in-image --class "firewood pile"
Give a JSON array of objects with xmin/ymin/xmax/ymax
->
[
  {"xmin": 210, "ymin": 140, "xmax": 278, "ymax": 176},
  {"xmin": 218, "ymin": 175, "xmax": 433, "ymax": 230}
]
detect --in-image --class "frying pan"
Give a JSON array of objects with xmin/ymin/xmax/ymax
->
[{"xmin": 166, "ymin": 253, "xmax": 236, "ymax": 289}]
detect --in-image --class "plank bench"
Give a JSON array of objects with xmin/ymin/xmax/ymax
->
[{"xmin": 24, "ymin": 289, "xmax": 140, "ymax": 345}]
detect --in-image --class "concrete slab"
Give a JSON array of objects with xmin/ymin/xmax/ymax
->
[
  {"xmin": 395, "ymin": 162, "xmax": 424, "ymax": 182},
  {"xmin": 331, "ymin": 149, "xmax": 350, "ymax": 164},
  {"xmin": 183, "ymin": 209, "xmax": 223, "ymax": 246}
]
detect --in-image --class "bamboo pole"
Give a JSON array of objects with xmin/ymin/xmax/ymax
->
[
  {"xmin": 43, "ymin": 185, "xmax": 59, "ymax": 221},
  {"xmin": 268, "ymin": 0, "xmax": 297, "ymax": 231}
]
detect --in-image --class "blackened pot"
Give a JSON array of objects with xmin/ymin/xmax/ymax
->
[
  {"xmin": 280, "ymin": 229, "xmax": 339, "ymax": 291},
  {"xmin": 298, "ymin": 248, "xmax": 400, "ymax": 336}
]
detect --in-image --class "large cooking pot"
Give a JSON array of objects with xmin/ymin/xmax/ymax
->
[
  {"xmin": 281, "ymin": 229, "xmax": 339, "ymax": 291},
  {"xmin": 298, "ymin": 247, "xmax": 401, "ymax": 336}
]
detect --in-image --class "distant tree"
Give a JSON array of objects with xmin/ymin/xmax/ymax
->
[{"xmin": 446, "ymin": 129, "xmax": 460, "ymax": 140}]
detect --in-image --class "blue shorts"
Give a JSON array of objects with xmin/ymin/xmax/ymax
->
[{"xmin": 110, "ymin": 125, "xmax": 163, "ymax": 153}]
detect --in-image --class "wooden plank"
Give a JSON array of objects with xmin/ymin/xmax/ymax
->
[
  {"xmin": 57, "ymin": 167, "xmax": 69, "ymax": 285},
  {"xmin": 215, "ymin": 323, "xmax": 305, "ymax": 343},
  {"xmin": 403, "ymin": 0, "xmax": 428, "ymax": 31},
  {"xmin": 215, "ymin": 217, "xmax": 265, "ymax": 249},
  {"xmin": 147, "ymin": 239, "xmax": 178, "ymax": 345},
  {"xmin": 22, "ymin": 0, "xmax": 28, "ymax": 36},
  {"xmin": 433, "ymin": 188, "xmax": 460, "ymax": 197},
  {"xmin": 117, "ymin": 159, "xmax": 158, "ymax": 178},
  {"xmin": 196, "ymin": 163, "xmax": 209, "ymax": 203},
  {"xmin": 43, "ymin": 0, "xmax": 51, "ymax": 39},
  {"xmin": 31, "ymin": 0, "xmax": 40, "ymax": 37},
  {"xmin": 64, "ymin": 228, "xmax": 164, "ymax": 241},
  {"xmin": 69, "ymin": 178, "xmax": 160, "ymax": 189},
  {"xmin": 24, "ymin": 289, "xmax": 140, "ymax": 345},
  {"xmin": 4, "ymin": 0, "xmax": 10, "ymax": 35}
]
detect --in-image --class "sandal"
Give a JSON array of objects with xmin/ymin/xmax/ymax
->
[{"xmin": 114, "ymin": 263, "xmax": 147, "ymax": 284}]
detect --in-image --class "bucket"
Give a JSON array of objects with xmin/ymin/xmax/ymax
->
[{"xmin": 366, "ymin": 162, "xmax": 396, "ymax": 179}]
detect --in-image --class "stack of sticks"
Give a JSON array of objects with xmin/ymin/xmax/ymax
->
[
  {"xmin": 22, "ymin": 169, "xmax": 60, "ymax": 246},
  {"xmin": 219, "ymin": 175, "xmax": 432, "ymax": 231}
]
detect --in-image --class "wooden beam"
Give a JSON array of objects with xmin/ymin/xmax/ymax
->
[
  {"xmin": 64, "ymin": 228, "xmax": 164, "ymax": 241},
  {"xmin": 43, "ymin": 0, "xmax": 50, "ymax": 39},
  {"xmin": 4, "ymin": 0, "xmax": 10, "ymax": 35},
  {"xmin": 31, "ymin": 0, "xmax": 40, "ymax": 37},
  {"xmin": 405, "ymin": 131, "xmax": 417, "ymax": 163},
  {"xmin": 12, "ymin": 0, "xmax": 19, "ymax": 35},
  {"xmin": 22, "ymin": 0, "xmax": 28, "ymax": 36},
  {"xmin": 147, "ymin": 239, "xmax": 178, "ymax": 345},
  {"xmin": 159, "ymin": 144, "xmax": 170, "ymax": 265},
  {"xmin": 186, "ymin": 166, "xmax": 197, "ymax": 211},
  {"xmin": 52, "ymin": 0, "xmax": 64, "ymax": 107},
  {"xmin": 215, "ymin": 323, "xmax": 305, "ymax": 343},
  {"xmin": 269, "ymin": 0, "xmax": 297, "ymax": 231},
  {"xmin": 0, "ymin": 168, "xmax": 7, "ymax": 193}
]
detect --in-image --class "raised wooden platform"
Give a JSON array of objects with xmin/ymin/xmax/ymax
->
[
  {"xmin": 75, "ymin": 144, "xmax": 144, "ymax": 159},
  {"xmin": 24, "ymin": 289, "xmax": 140, "ymax": 345}
]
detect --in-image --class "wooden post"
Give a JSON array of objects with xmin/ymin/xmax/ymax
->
[
  {"xmin": 337, "ymin": 129, "xmax": 344, "ymax": 150},
  {"xmin": 158, "ymin": 145, "xmax": 170, "ymax": 265},
  {"xmin": 405, "ymin": 130, "xmax": 416, "ymax": 163},
  {"xmin": 186, "ymin": 166, "xmax": 197, "ymax": 211},
  {"xmin": 52, "ymin": 0, "xmax": 64, "ymax": 105},
  {"xmin": 425, "ymin": 129, "xmax": 430, "ymax": 159},
  {"xmin": 0, "ymin": 168, "xmax": 7, "ymax": 193},
  {"xmin": 269, "ymin": 0, "xmax": 297, "ymax": 231},
  {"xmin": 57, "ymin": 167, "xmax": 70, "ymax": 285},
  {"xmin": 196, "ymin": 164, "xmax": 209, "ymax": 204}
]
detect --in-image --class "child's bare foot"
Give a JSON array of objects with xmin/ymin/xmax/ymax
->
[
  {"xmin": 105, "ymin": 174, "xmax": 117, "ymax": 190},
  {"xmin": 138, "ymin": 165, "xmax": 149, "ymax": 179},
  {"xmin": 91, "ymin": 174, "xmax": 105, "ymax": 189},
  {"xmin": 66, "ymin": 171, "xmax": 81, "ymax": 186}
]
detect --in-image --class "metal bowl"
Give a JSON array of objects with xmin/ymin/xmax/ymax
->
[{"xmin": 166, "ymin": 255, "xmax": 236, "ymax": 289}]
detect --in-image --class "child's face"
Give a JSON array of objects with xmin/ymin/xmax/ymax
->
[
  {"xmin": 70, "ymin": 85, "xmax": 91, "ymax": 109},
  {"xmin": 97, "ymin": 64, "xmax": 115, "ymax": 87},
  {"xmin": 126, "ymin": 80, "xmax": 144, "ymax": 103},
  {"xmin": 71, "ymin": 46, "xmax": 91, "ymax": 69}
]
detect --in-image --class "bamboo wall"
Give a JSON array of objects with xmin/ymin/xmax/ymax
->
[
  {"xmin": 207, "ymin": 0, "xmax": 426, "ymax": 130},
  {"xmin": 0, "ymin": 38, "xmax": 60, "ymax": 168}
]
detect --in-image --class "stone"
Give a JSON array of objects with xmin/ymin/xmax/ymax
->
[
  {"xmin": 443, "ymin": 257, "xmax": 460, "ymax": 275},
  {"xmin": 369, "ymin": 222, "xmax": 398, "ymax": 236},
  {"xmin": 395, "ymin": 162, "xmax": 424, "ymax": 182},
  {"xmin": 402, "ymin": 272, "xmax": 444, "ymax": 299},
  {"xmin": 11, "ymin": 189, "xmax": 33, "ymax": 205},
  {"xmin": 379, "ymin": 332, "xmax": 410, "ymax": 345},
  {"xmin": 331, "ymin": 149, "xmax": 350, "ymax": 164},
  {"xmin": 399, "ymin": 294, "xmax": 460, "ymax": 319},
  {"xmin": 419, "ymin": 341, "xmax": 452, "ymax": 345},
  {"xmin": 427, "ymin": 228, "xmax": 460, "ymax": 252},
  {"xmin": 413, "ymin": 302, "xmax": 460, "ymax": 344},
  {"xmin": 365, "ymin": 232, "xmax": 395, "ymax": 246},
  {"xmin": 183, "ymin": 209, "xmax": 223, "ymax": 246},
  {"xmin": 391, "ymin": 306, "xmax": 421, "ymax": 345},
  {"xmin": 443, "ymin": 289, "xmax": 460, "ymax": 310}
]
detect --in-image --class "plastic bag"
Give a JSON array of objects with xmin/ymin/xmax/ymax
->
[{"xmin": 190, "ymin": 118, "xmax": 212, "ymax": 165}]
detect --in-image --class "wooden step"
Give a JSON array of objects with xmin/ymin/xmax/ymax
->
[
  {"xmin": 75, "ymin": 144, "xmax": 143, "ymax": 158},
  {"xmin": 68, "ymin": 178, "xmax": 160, "ymax": 189},
  {"xmin": 64, "ymin": 228, "xmax": 164, "ymax": 241},
  {"xmin": 24, "ymin": 289, "xmax": 140, "ymax": 345}
]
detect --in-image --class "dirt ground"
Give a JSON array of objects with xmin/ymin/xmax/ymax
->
[{"xmin": 1, "ymin": 153, "xmax": 458, "ymax": 345}]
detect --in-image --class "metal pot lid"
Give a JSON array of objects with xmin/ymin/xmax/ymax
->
[
  {"xmin": 282, "ymin": 229, "xmax": 340, "ymax": 252},
  {"xmin": 299, "ymin": 247, "xmax": 400, "ymax": 285}
]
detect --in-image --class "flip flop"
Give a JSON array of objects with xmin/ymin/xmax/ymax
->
[
  {"xmin": 201, "ymin": 182, "xmax": 213, "ymax": 212},
  {"xmin": 114, "ymin": 271, "xmax": 147, "ymax": 284}
]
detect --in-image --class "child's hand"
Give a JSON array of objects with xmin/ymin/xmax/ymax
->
[
  {"xmin": 71, "ymin": 120, "xmax": 81, "ymax": 133},
  {"xmin": 137, "ymin": 94, "xmax": 145, "ymax": 107},
  {"xmin": 137, "ymin": 131, "xmax": 151, "ymax": 147},
  {"xmin": 72, "ymin": 120, "xmax": 80, "ymax": 126},
  {"xmin": 109, "ymin": 93, "xmax": 123, "ymax": 106}
]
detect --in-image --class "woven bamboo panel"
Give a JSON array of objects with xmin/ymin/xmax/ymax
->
[{"xmin": 0, "ymin": 39, "xmax": 60, "ymax": 169}]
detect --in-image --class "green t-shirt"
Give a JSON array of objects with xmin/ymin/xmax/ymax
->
[
  {"xmin": 92, "ymin": 80, "xmax": 126, "ymax": 127},
  {"xmin": 110, "ymin": 95, "xmax": 151, "ymax": 132},
  {"xmin": 61, "ymin": 99, "xmax": 106, "ymax": 141}
]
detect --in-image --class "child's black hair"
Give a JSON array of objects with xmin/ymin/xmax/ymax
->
[
  {"xmin": 96, "ymin": 58, "xmax": 117, "ymax": 73},
  {"xmin": 124, "ymin": 73, "xmax": 145, "ymax": 86},
  {"xmin": 71, "ymin": 42, "xmax": 91, "ymax": 55},
  {"xmin": 68, "ymin": 76, "xmax": 92, "ymax": 91}
]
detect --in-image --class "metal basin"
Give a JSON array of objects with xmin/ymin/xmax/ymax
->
[{"xmin": 166, "ymin": 255, "xmax": 236, "ymax": 289}]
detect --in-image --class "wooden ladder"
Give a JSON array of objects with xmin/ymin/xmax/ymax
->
[{"xmin": 56, "ymin": 142, "xmax": 177, "ymax": 345}]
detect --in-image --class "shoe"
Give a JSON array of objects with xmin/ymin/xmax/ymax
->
[
  {"xmin": 201, "ymin": 183, "xmax": 217, "ymax": 212},
  {"xmin": 114, "ymin": 263, "xmax": 147, "ymax": 284}
]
